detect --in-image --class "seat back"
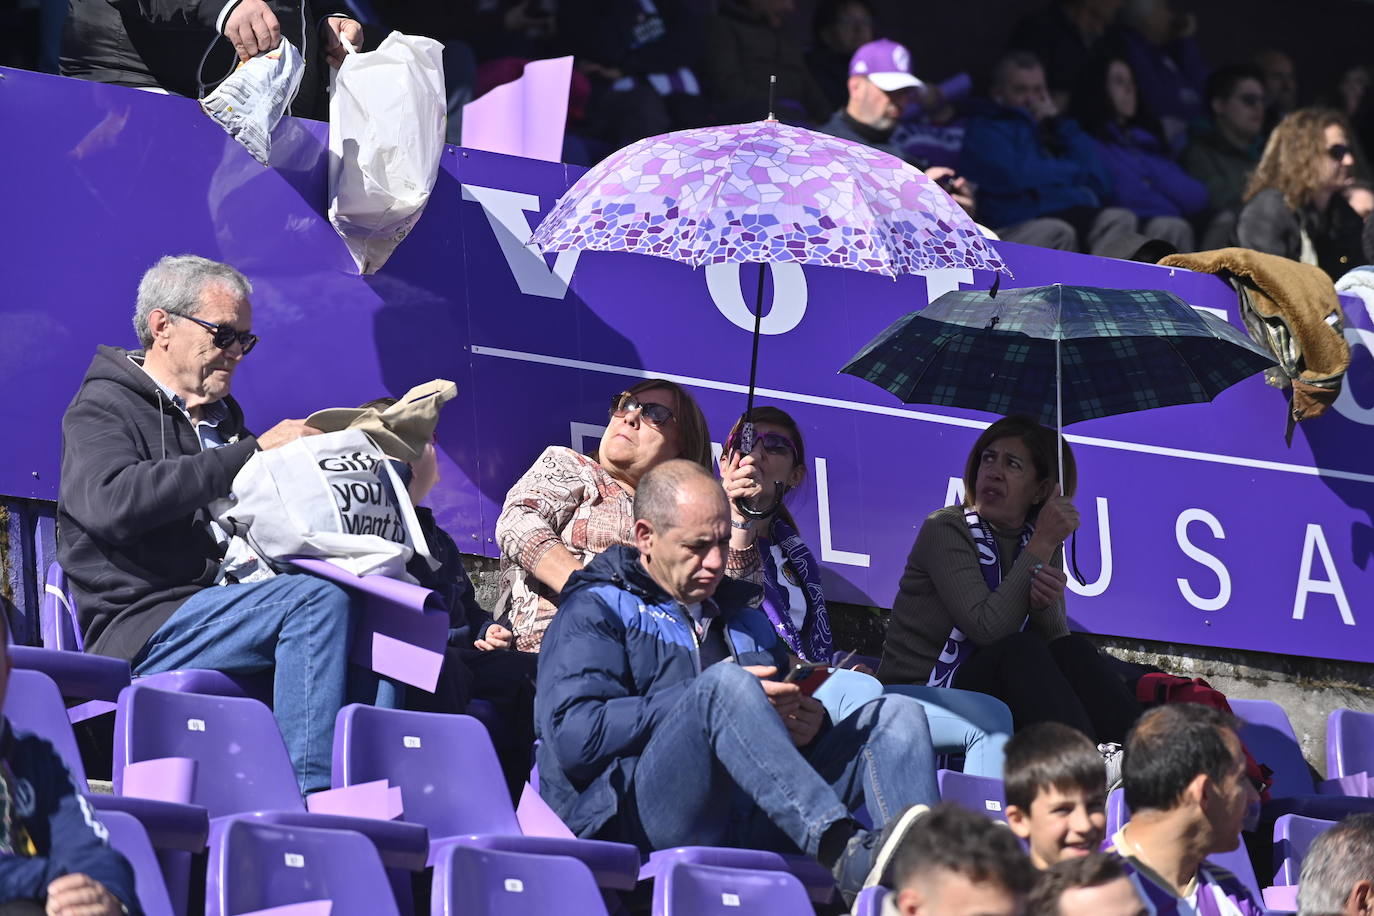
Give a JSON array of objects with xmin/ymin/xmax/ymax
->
[
  {"xmin": 1106, "ymin": 786, "xmax": 1128, "ymax": 837},
  {"xmin": 432, "ymin": 844, "xmax": 608, "ymax": 916},
  {"xmin": 853, "ymin": 885, "xmax": 888, "ymax": 916},
  {"xmin": 5, "ymin": 668, "xmax": 87, "ymax": 782},
  {"xmin": 1273, "ymin": 814, "xmax": 1336, "ymax": 886},
  {"xmin": 1327, "ymin": 708, "xmax": 1374, "ymax": 780},
  {"xmin": 937, "ymin": 769, "xmax": 1007, "ymax": 823},
  {"xmin": 210, "ymin": 819, "xmax": 399, "ymax": 916},
  {"xmin": 40, "ymin": 561, "xmax": 82, "ymax": 651},
  {"xmin": 1204, "ymin": 843, "xmax": 1263, "ymax": 903},
  {"xmin": 1230, "ymin": 698, "xmax": 1315, "ymax": 799},
  {"xmin": 100, "ymin": 809, "xmax": 177, "ymax": 916},
  {"xmin": 333, "ymin": 704, "xmax": 521, "ymax": 837},
  {"xmin": 114, "ymin": 684, "xmax": 302, "ymax": 818},
  {"xmin": 653, "ymin": 862, "xmax": 813, "ymax": 916}
]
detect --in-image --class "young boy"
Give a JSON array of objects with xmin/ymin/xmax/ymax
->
[{"xmin": 1004, "ymin": 722, "xmax": 1108, "ymax": 869}]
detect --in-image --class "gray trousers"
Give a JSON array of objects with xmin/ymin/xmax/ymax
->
[{"xmin": 997, "ymin": 207, "xmax": 1140, "ymax": 256}]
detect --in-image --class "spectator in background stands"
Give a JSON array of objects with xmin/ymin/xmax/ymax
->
[
  {"xmin": 1181, "ymin": 66, "xmax": 1267, "ymax": 248},
  {"xmin": 1003, "ymin": 723, "xmax": 1108, "ymax": 871},
  {"xmin": 705, "ymin": 0, "xmax": 832, "ymax": 124},
  {"xmin": 1319, "ymin": 64, "xmax": 1374, "ymax": 178},
  {"xmin": 807, "ymin": 0, "xmax": 874, "ymax": 112},
  {"xmin": 1026, "ymin": 855, "xmax": 1147, "ymax": 916},
  {"xmin": 1071, "ymin": 54, "xmax": 1207, "ymax": 251},
  {"xmin": 1296, "ymin": 813, "xmax": 1374, "ymax": 916},
  {"xmin": 1116, "ymin": 0, "xmax": 1207, "ymax": 151},
  {"xmin": 882, "ymin": 803, "xmax": 1035, "ymax": 916},
  {"xmin": 1107, "ymin": 704, "xmax": 1264, "ymax": 915},
  {"xmin": 1007, "ymin": 0, "xmax": 1123, "ymax": 113},
  {"xmin": 1253, "ymin": 49, "xmax": 1299, "ymax": 138},
  {"xmin": 816, "ymin": 39, "xmax": 977, "ymax": 216},
  {"xmin": 960, "ymin": 51, "xmax": 1137, "ymax": 254},
  {"xmin": 0, "ymin": 591, "xmax": 140, "ymax": 915},
  {"xmin": 464, "ymin": 0, "xmax": 559, "ymax": 63},
  {"xmin": 60, "ymin": 0, "xmax": 361, "ymax": 120},
  {"xmin": 535, "ymin": 460, "xmax": 941, "ymax": 908},
  {"xmin": 1238, "ymin": 108, "xmax": 1364, "ymax": 280}
]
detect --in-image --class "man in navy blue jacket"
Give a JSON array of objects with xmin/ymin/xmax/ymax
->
[
  {"xmin": 535, "ymin": 460, "xmax": 941, "ymax": 904},
  {"xmin": 0, "ymin": 614, "xmax": 139, "ymax": 915},
  {"xmin": 961, "ymin": 50, "xmax": 1138, "ymax": 255}
]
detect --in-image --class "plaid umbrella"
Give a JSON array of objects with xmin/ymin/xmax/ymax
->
[{"xmin": 841, "ymin": 284, "xmax": 1277, "ymax": 428}]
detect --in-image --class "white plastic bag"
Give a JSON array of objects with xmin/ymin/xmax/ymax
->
[
  {"xmin": 200, "ymin": 40, "xmax": 305, "ymax": 165},
  {"xmin": 328, "ymin": 31, "xmax": 446, "ymax": 274},
  {"xmin": 210, "ymin": 429, "xmax": 434, "ymax": 581}
]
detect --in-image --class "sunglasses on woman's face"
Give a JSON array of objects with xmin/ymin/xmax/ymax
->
[
  {"xmin": 170, "ymin": 311, "xmax": 259, "ymax": 354},
  {"xmin": 727, "ymin": 430, "xmax": 798, "ymax": 460},
  {"xmin": 610, "ymin": 394, "xmax": 675, "ymax": 428},
  {"xmin": 1329, "ymin": 143, "xmax": 1353, "ymax": 163}
]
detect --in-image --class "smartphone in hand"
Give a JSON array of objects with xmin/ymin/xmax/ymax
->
[{"xmin": 783, "ymin": 662, "xmax": 832, "ymax": 696}]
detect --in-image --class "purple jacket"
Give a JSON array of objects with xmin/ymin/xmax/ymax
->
[{"xmin": 1090, "ymin": 125, "xmax": 1209, "ymax": 220}]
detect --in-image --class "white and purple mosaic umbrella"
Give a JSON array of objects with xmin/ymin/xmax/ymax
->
[{"xmin": 529, "ymin": 119, "xmax": 1009, "ymax": 278}]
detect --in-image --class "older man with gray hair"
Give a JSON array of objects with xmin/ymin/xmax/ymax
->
[
  {"xmin": 57, "ymin": 254, "xmax": 374, "ymax": 794},
  {"xmin": 1297, "ymin": 813, "xmax": 1374, "ymax": 916}
]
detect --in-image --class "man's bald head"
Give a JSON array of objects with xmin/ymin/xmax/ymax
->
[
  {"xmin": 634, "ymin": 459, "xmax": 728, "ymax": 532},
  {"xmin": 632, "ymin": 460, "xmax": 731, "ymax": 605}
]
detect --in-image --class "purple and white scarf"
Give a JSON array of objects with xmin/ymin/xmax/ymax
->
[
  {"xmin": 927, "ymin": 508, "xmax": 1033, "ymax": 687},
  {"xmin": 758, "ymin": 515, "xmax": 833, "ymax": 663}
]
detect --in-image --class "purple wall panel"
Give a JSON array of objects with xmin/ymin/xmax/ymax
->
[{"xmin": 3, "ymin": 68, "xmax": 1372, "ymax": 663}]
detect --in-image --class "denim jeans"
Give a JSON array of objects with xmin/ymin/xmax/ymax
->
[
  {"xmin": 133, "ymin": 573, "xmax": 367, "ymax": 794},
  {"xmin": 882, "ymin": 685, "xmax": 1014, "ymax": 778},
  {"xmin": 627, "ymin": 663, "xmax": 939, "ymax": 859}
]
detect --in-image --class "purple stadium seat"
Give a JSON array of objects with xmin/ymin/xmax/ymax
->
[
  {"xmin": 209, "ymin": 819, "xmax": 400, "ymax": 916},
  {"xmin": 432, "ymin": 844, "xmax": 609, "ymax": 916},
  {"xmin": 640, "ymin": 846, "xmax": 836, "ymax": 905},
  {"xmin": 853, "ymin": 885, "xmax": 887, "ymax": 916},
  {"xmin": 100, "ymin": 809, "xmax": 177, "ymax": 916},
  {"xmin": 938, "ymin": 769, "xmax": 1008, "ymax": 823},
  {"xmin": 651, "ymin": 861, "xmax": 813, "ymax": 916},
  {"xmin": 1272, "ymin": 814, "xmax": 1335, "ymax": 886},
  {"xmin": 1106, "ymin": 786, "xmax": 1128, "ymax": 837},
  {"xmin": 1327, "ymin": 708, "xmax": 1374, "ymax": 780},
  {"xmin": 330, "ymin": 704, "xmax": 639, "ymax": 889},
  {"xmin": 113, "ymin": 684, "xmax": 428, "ymax": 873}
]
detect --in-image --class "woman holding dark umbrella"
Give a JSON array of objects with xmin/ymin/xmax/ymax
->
[{"xmin": 877, "ymin": 414, "xmax": 1140, "ymax": 743}]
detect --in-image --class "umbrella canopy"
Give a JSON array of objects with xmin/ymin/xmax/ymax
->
[
  {"xmin": 841, "ymin": 284, "xmax": 1277, "ymax": 427},
  {"xmin": 528, "ymin": 119, "xmax": 1008, "ymax": 278}
]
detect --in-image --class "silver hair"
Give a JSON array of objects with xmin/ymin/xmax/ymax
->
[
  {"xmin": 1297, "ymin": 814, "xmax": 1374, "ymax": 916},
  {"xmin": 633, "ymin": 459, "xmax": 726, "ymax": 532},
  {"xmin": 132, "ymin": 255, "xmax": 252, "ymax": 348}
]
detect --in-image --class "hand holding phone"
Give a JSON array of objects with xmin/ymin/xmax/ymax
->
[{"xmin": 783, "ymin": 662, "xmax": 833, "ymax": 696}]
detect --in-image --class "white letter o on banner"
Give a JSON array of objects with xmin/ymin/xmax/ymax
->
[{"xmin": 705, "ymin": 262, "xmax": 808, "ymax": 335}]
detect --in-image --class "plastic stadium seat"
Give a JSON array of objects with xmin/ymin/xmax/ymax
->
[
  {"xmin": 100, "ymin": 810, "xmax": 177, "ymax": 916},
  {"xmin": 209, "ymin": 819, "xmax": 399, "ymax": 916},
  {"xmin": 853, "ymin": 885, "xmax": 887, "ymax": 916},
  {"xmin": 113, "ymin": 685, "xmax": 428, "ymax": 874},
  {"xmin": 1272, "ymin": 814, "xmax": 1335, "ymax": 886},
  {"xmin": 639, "ymin": 845, "xmax": 836, "ymax": 906},
  {"xmin": 652, "ymin": 861, "xmax": 813, "ymax": 916},
  {"xmin": 432, "ymin": 844, "xmax": 609, "ymax": 916},
  {"xmin": 1326, "ymin": 708, "xmax": 1374, "ymax": 780},
  {"xmin": 331, "ymin": 704, "xmax": 638, "ymax": 889},
  {"xmin": 937, "ymin": 769, "xmax": 1008, "ymax": 823},
  {"xmin": 1106, "ymin": 787, "xmax": 1128, "ymax": 837}
]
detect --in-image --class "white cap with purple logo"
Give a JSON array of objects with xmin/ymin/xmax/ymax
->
[{"xmin": 848, "ymin": 39, "xmax": 924, "ymax": 92}]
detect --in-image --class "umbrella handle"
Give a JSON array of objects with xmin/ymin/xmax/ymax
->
[{"xmin": 735, "ymin": 485, "xmax": 787, "ymax": 520}]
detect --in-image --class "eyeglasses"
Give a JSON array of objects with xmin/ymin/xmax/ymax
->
[
  {"xmin": 169, "ymin": 311, "xmax": 259, "ymax": 355},
  {"xmin": 610, "ymin": 394, "xmax": 675, "ymax": 428},
  {"xmin": 726, "ymin": 429, "xmax": 799, "ymax": 460},
  {"xmin": 1328, "ymin": 143, "xmax": 1353, "ymax": 163},
  {"xmin": 1234, "ymin": 92, "xmax": 1264, "ymax": 108}
]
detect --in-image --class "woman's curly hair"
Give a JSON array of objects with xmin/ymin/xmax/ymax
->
[{"xmin": 1245, "ymin": 107, "xmax": 1354, "ymax": 210}]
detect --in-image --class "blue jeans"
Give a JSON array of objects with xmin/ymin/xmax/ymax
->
[
  {"xmin": 628, "ymin": 663, "xmax": 939, "ymax": 858},
  {"xmin": 133, "ymin": 573, "xmax": 368, "ymax": 794},
  {"xmin": 883, "ymin": 685, "xmax": 1013, "ymax": 779}
]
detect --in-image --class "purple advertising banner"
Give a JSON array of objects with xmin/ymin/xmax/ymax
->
[{"xmin": 3, "ymin": 68, "xmax": 1372, "ymax": 664}]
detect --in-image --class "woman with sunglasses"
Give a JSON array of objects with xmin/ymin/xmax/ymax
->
[
  {"xmin": 1237, "ymin": 108, "xmax": 1365, "ymax": 280},
  {"xmin": 722, "ymin": 406, "xmax": 1016, "ymax": 778},
  {"xmin": 495, "ymin": 379, "xmax": 713, "ymax": 652}
]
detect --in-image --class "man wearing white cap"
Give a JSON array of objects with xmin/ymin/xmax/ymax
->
[{"xmin": 818, "ymin": 39, "xmax": 977, "ymax": 215}]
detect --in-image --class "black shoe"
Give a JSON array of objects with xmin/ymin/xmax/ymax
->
[{"xmin": 831, "ymin": 804, "xmax": 929, "ymax": 904}]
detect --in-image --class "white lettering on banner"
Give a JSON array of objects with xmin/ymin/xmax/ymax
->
[
  {"xmin": 1175, "ymin": 509, "xmax": 1231, "ymax": 612},
  {"xmin": 705, "ymin": 262, "xmax": 807, "ymax": 335},
  {"xmin": 461, "ymin": 184, "xmax": 580, "ymax": 299},
  {"xmin": 921, "ymin": 268, "xmax": 975, "ymax": 302},
  {"xmin": 945, "ymin": 476, "xmax": 965, "ymax": 507},
  {"xmin": 570, "ymin": 422, "xmax": 606, "ymax": 455},
  {"xmin": 814, "ymin": 457, "xmax": 870, "ymax": 567},
  {"xmin": 1066, "ymin": 497, "xmax": 1113, "ymax": 597},
  {"xmin": 1293, "ymin": 523, "xmax": 1356, "ymax": 625},
  {"xmin": 1333, "ymin": 326, "xmax": 1374, "ymax": 425}
]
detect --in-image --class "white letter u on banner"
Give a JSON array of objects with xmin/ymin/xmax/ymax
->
[{"xmin": 705, "ymin": 262, "xmax": 808, "ymax": 335}]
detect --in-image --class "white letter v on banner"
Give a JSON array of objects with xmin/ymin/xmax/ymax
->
[{"xmin": 461, "ymin": 184, "xmax": 580, "ymax": 299}]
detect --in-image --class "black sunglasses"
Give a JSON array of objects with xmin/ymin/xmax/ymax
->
[
  {"xmin": 170, "ymin": 311, "xmax": 259, "ymax": 355},
  {"xmin": 1329, "ymin": 143, "xmax": 1353, "ymax": 163},
  {"xmin": 610, "ymin": 394, "xmax": 675, "ymax": 428},
  {"xmin": 1235, "ymin": 92, "xmax": 1264, "ymax": 108}
]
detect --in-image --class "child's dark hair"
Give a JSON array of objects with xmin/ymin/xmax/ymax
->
[
  {"xmin": 889, "ymin": 802, "xmax": 1035, "ymax": 894},
  {"xmin": 1004, "ymin": 722, "xmax": 1106, "ymax": 812}
]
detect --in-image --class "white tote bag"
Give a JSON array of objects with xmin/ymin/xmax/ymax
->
[
  {"xmin": 212, "ymin": 429, "xmax": 434, "ymax": 582},
  {"xmin": 328, "ymin": 31, "xmax": 446, "ymax": 274}
]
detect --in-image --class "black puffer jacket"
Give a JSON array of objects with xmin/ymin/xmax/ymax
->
[{"xmin": 57, "ymin": 345, "xmax": 259, "ymax": 660}]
